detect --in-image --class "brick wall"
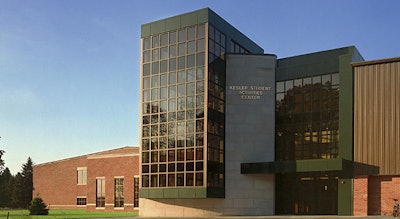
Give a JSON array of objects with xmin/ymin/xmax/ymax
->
[
  {"xmin": 353, "ymin": 177, "xmax": 368, "ymax": 216},
  {"xmin": 370, "ymin": 175, "xmax": 400, "ymax": 216},
  {"xmin": 86, "ymin": 153, "xmax": 139, "ymax": 212},
  {"xmin": 354, "ymin": 175, "xmax": 400, "ymax": 216},
  {"xmin": 33, "ymin": 156, "xmax": 87, "ymax": 209},
  {"xmin": 33, "ymin": 147, "xmax": 139, "ymax": 212}
]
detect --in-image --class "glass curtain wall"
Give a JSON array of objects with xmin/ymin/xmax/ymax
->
[
  {"xmin": 141, "ymin": 24, "xmax": 206, "ymax": 189},
  {"xmin": 141, "ymin": 22, "xmax": 229, "ymax": 197},
  {"xmin": 139, "ymin": 17, "xmax": 265, "ymax": 199},
  {"xmin": 275, "ymin": 73, "xmax": 340, "ymax": 160},
  {"xmin": 207, "ymin": 25, "xmax": 226, "ymax": 196},
  {"xmin": 275, "ymin": 73, "xmax": 340, "ymax": 215}
]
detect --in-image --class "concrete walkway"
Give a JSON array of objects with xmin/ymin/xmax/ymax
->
[{"xmin": 88, "ymin": 216, "xmax": 396, "ymax": 219}]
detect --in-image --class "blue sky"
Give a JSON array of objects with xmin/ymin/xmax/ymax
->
[{"xmin": 1, "ymin": 0, "xmax": 399, "ymax": 174}]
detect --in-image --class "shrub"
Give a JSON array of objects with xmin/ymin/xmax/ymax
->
[{"xmin": 28, "ymin": 197, "xmax": 49, "ymax": 215}]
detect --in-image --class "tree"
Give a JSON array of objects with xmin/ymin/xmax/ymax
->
[
  {"xmin": 0, "ymin": 144, "xmax": 4, "ymax": 173},
  {"xmin": 21, "ymin": 157, "xmax": 34, "ymax": 206},
  {"xmin": 0, "ymin": 167, "xmax": 13, "ymax": 207},
  {"xmin": 0, "ymin": 149, "xmax": 4, "ymax": 173},
  {"xmin": 11, "ymin": 157, "xmax": 34, "ymax": 208},
  {"xmin": 11, "ymin": 172, "xmax": 24, "ymax": 208},
  {"xmin": 29, "ymin": 197, "xmax": 48, "ymax": 215},
  {"xmin": 0, "ymin": 136, "xmax": 4, "ymax": 173}
]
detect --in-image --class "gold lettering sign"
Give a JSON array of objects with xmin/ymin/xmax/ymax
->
[{"xmin": 228, "ymin": 85, "xmax": 272, "ymax": 100}]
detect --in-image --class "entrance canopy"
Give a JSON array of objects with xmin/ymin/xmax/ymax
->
[{"xmin": 241, "ymin": 158, "xmax": 379, "ymax": 177}]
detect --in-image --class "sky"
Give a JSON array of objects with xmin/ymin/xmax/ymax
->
[{"xmin": 1, "ymin": 0, "xmax": 400, "ymax": 174}]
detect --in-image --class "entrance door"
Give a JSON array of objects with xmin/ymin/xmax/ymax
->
[{"xmin": 276, "ymin": 174, "xmax": 338, "ymax": 215}]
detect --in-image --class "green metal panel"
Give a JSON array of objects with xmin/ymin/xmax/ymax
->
[
  {"xmin": 181, "ymin": 12, "xmax": 200, "ymax": 27},
  {"xmin": 195, "ymin": 188, "xmax": 207, "ymax": 197},
  {"xmin": 208, "ymin": 9, "xmax": 263, "ymax": 53},
  {"xmin": 141, "ymin": 8, "xmax": 209, "ymax": 38},
  {"xmin": 338, "ymin": 51, "xmax": 355, "ymax": 160},
  {"xmin": 141, "ymin": 24, "xmax": 151, "ymax": 38},
  {"xmin": 149, "ymin": 188, "xmax": 164, "ymax": 198},
  {"xmin": 242, "ymin": 158, "xmax": 378, "ymax": 177},
  {"xmin": 178, "ymin": 188, "xmax": 196, "ymax": 198},
  {"xmin": 337, "ymin": 46, "xmax": 364, "ymax": 161},
  {"xmin": 140, "ymin": 8, "xmax": 263, "ymax": 53},
  {"xmin": 276, "ymin": 46, "xmax": 354, "ymax": 81},
  {"xmin": 163, "ymin": 188, "xmax": 179, "ymax": 197},
  {"xmin": 338, "ymin": 178, "xmax": 353, "ymax": 215},
  {"xmin": 295, "ymin": 159, "xmax": 342, "ymax": 172},
  {"xmin": 165, "ymin": 16, "xmax": 181, "ymax": 31},
  {"xmin": 150, "ymin": 21, "xmax": 165, "ymax": 36},
  {"xmin": 139, "ymin": 188, "xmax": 208, "ymax": 198},
  {"xmin": 139, "ymin": 188, "xmax": 149, "ymax": 198},
  {"xmin": 336, "ymin": 46, "xmax": 363, "ymax": 216}
]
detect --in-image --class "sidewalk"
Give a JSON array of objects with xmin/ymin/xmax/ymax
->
[{"xmin": 89, "ymin": 216, "xmax": 395, "ymax": 219}]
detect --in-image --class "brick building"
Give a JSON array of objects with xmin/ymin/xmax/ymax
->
[{"xmin": 33, "ymin": 146, "xmax": 140, "ymax": 212}]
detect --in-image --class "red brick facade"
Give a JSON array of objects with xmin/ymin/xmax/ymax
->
[
  {"xmin": 354, "ymin": 175, "xmax": 400, "ymax": 216},
  {"xmin": 353, "ymin": 177, "xmax": 368, "ymax": 216},
  {"xmin": 33, "ymin": 147, "xmax": 139, "ymax": 212}
]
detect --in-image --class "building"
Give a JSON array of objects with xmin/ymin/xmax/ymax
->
[
  {"xmin": 352, "ymin": 57, "xmax": 400, "ymax": 216},
  {"xmin": 139, "ymin": 7, "xmax": 400, "ymax": 217},
  {"xmin": 139, "ymin": 7, "xmax": 275, "ymax": 217},
  {"xmin": 33, "ymin": 146, "xmax": 140, "ymax": 212}
]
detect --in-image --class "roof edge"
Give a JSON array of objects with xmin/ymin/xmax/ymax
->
[
  {"xmin": 352, "ymin": 56, "xmax": 400, "ymax": 67},
  {"xmin": 33, "ymin": 146, "xmax": 139, "ymax": 167}
]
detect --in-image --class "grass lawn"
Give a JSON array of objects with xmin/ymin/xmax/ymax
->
[{"xmin": 0, "ymin": 209, "xmax": 138, "ymax": 219}]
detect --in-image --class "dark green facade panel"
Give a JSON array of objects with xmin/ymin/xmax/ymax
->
[
  {"xmin": 164, "ymin": 17, "xmax": 181, "ymax": 32},
  {"xmin": 242, "ymin": 159, "xmax": 378, "ymax": 176},
  {"xmin": 276, "ymin": 46, "xmax": 359, "ymax": 81},
  {"xmin": 140, "ymin": 187, "xmax": 208, "ymax": 199},
  {"xmin": 141, "ymin": 8, "xmax": 209, "ymax": 38},
  {"xmin": 208, "ymin": 10, "xmax": 263, "ymax": 53},
  {"xmin": 338, "ymin": 178, "xmax": 353, "ymax": 215},
  {"xmin": 141, "ymin": 8, "xmax": 263, "ymax": 53},
  {"xmin": 338, "ymin": 46, "xmax": 363, "ymax": 161}
]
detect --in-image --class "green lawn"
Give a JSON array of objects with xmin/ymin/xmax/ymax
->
[{"xmin": 0, "ymin": 209, "xmax": 138, "ymax": 219}]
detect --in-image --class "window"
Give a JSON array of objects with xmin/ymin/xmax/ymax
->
[
  {"xmin": 275, "ymin": 73, "xmax": 340, "ymax": 160},
  {"xmin": 96, "ymin": 178, "xmax": 105, "ymax": 207},
  {"xmin": 141, "ymin": 23, "xmax": 208, "ymax": 189},
  {"xmin": 114, "ymin": 178, "xmax": 124, "ymax": 207},
  {"xmin": 134, "ymin": 177, "xmax": 139, "ymax": 207},
  {"xmin": 77, "ymin": 167, "xmax": 87, "ymax": 185},
  {"xmin": 77, "ymin": 197, "xmax": 86, "ymax": 205}
]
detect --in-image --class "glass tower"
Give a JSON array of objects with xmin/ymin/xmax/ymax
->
[{"xmin": 140, "ymin": 8, "xmax": 263, "ymax": 198}]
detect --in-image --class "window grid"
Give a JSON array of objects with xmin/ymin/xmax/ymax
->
[
  {"xmin": 206, "ymin": 24, "xmax": 226, "ymax": 189},
  {"xmin": 114, "ymin": 178, "xmax": 124, "ymax": 207},
  {"xmin": 96, "ymin": 178, "xmax": 105, "ymax": 208},
  {"xmin": 141, "ymin": 23, "xmax": 206, "ymax": 188},
  {"xmin": 134, "ymin": 177, "xmax": 139, "ymax": 207},
  {"xmin": 77, "ymin": 197, "xmax": 87, "ymax": 205},
  {"xmin": 275, "ymin": 73, "xmax": 339, "ymax": 161},
  {"xmin": 77, "ymin": 168, "xmax": 87, "ymax": 185}
]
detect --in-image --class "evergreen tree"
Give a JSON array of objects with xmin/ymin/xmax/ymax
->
[
  {"xmin": 11, "ymin": 157, "xmax": 34, "ymax": 208},
  {"xmin": 21, "ymin": 157, "xmax": 34, "ymax": 206},
  {"xmin": 0, "ymin": 167, "xmax": 13, "ymax": 207},
  {"xmin": 0, "ymin": 149, "xmax": 4, "ymax": 173},
  {"xmin": 0, "ymin": 136, "xmax": 4, "ymax": 173},
  {"xmin": 29, "ymin": 197, "xmax": 48, "ymax": 215},
  {"xmin": 11, "ymin": 172, "xmax": 24, "ymax": 208}
]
